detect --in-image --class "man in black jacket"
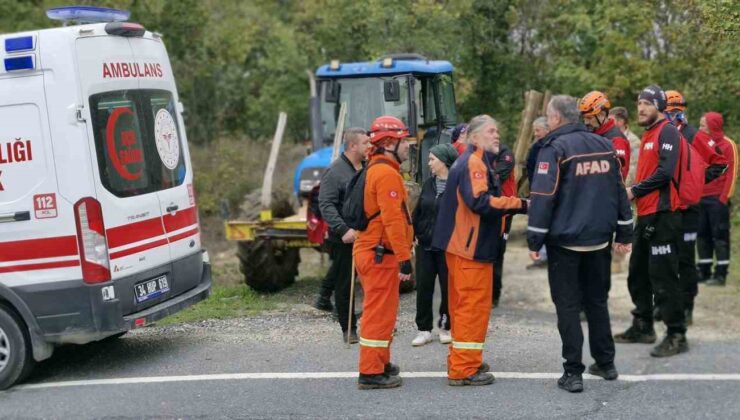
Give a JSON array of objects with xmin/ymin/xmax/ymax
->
[
  {"xmin": 315, "ymin": 128, "xmax": 369, "ymax": 342},
  {"xmin": 528, "ymin": 95, "xmax": 633, "ymax": 393}
]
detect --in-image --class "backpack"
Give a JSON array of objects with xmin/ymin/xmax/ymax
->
[
  {"xmin": 674, "ymin": 136, "xmax": 707, "ymax": 207},
  {"xmin": 341, "ymin": 160, "xmax": 389, "ymax": 231}
]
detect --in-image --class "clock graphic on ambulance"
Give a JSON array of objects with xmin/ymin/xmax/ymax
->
[{"xmin": 154, "ymin": 108, "xmax": 180, "ymax": 170}]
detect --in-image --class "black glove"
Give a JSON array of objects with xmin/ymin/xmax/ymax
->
[
  {"xmin": 399, "ymin": 260, "xmax": 413, "ymax": 275},
  {"xmin": 705, "ymin": 164, "xmax": 728, "ymax": 183}
]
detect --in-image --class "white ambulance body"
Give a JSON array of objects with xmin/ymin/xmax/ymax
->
[{"xmin": 0, "ymin": 11, "xmax": 211, "ymax": 389}]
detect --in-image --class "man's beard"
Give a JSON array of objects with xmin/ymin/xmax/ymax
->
[{"xmin": 638, "ymin": 112, "xmax": 659, "ymax": 127}]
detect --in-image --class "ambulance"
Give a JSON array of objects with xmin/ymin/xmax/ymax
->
[{"xmin": 0, "ymin": 6, "xmax": 211, "ymax": 389}]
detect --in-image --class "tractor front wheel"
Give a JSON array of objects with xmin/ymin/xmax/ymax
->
[{"xmin": 238, "ymin": 239, "xmax": 300, "ymax": 293}]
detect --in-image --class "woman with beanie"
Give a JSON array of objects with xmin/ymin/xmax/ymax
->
[{"xmin": 411, "ymin": 143, "xmax": 459, "ymax": 346}]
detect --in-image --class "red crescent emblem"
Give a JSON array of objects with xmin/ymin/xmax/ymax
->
[{"xmin": 106, "ymin": 107, "xmax": 143, "ymax": 181}]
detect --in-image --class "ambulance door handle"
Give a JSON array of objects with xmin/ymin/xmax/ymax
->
[
  {"xmin": 166, "ymin": 204, "xmax": 179, "ymax": 213},
  {"xmin": 0, "ymin": 211, "xmax": 30, "ymax": 223}
]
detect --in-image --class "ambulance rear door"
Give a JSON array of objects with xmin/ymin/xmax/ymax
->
[
  {"xmin": 75, "ymin": 35, "xmax": 171, "ymax": 290},
  {"xmin": 132, "ymin": 36, "xmax": 201, "ymax": 265}
]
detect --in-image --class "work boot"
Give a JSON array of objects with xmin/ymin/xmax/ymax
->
[
  {"xmin": 706, "ymin": 274, "xmax": 726, "ymax": 286},
  {"xmin": 448, "ymin": 371, "xmax": 495, "ymax": 386},
  {"xmin": 614, "ymin": 319, "xmax": 656, "ymax": 344},
  {"xmin": 358, "ymin": 373, "xmax": 402, "ymax": 390},
  {"xmin": 478, "ymin": 362, "xmax": 490, "ymax": 374},
  {"xmin": 314, "ymin": 295, "xmax": 333, "ymax": 312},
  {"xmin": 650, "ymin": 333, "xmax": 689, "ymax": 357},
  {"xmin": 342, "ymin": 329, "xmax": 358, "ymax": 344},
  {"xmin": 557, "ymin": 372, "xmax": 584, "ymax": 393},
  {"xmin": 384, "ymin": 363, "xmax": 400, "ymax": 377},
  {"xmin": 588, "ymin": 363, "xmax": 618, "ymax": 380}
]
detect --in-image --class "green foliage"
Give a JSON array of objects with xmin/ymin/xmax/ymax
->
[{"xmin": 1, "ymin": 0, "xmax": 738, "ymax": 142}]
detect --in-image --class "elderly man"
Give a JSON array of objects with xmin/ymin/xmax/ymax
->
[
  {"xmin": 315, "ymin": 128, "xmax": 369, "ymax": 342},
  {"xmin": 528, "ymin": 95, "xmax": 633, "ymax": 393},
  {"xmin": 433, "ymin": 115, "xmax": 527, "ymax": 387}
]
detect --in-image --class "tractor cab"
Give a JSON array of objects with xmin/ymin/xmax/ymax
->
[{"xmin": 296, "ymin": 54, "xmax": 458, "ymax": 198}]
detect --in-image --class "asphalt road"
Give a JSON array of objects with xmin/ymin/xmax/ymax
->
[{"xmin": 1, "ymin": 245, "xmax": 739, "ymax": 419}]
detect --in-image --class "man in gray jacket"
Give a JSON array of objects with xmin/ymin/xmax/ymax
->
[{"xmin": 314, "ymin": 128, "xmax": 369, "ymax": 342}]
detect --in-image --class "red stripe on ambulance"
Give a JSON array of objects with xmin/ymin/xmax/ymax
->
[
  {"xmin": 168, "ymin": 227, "xmax": 199, "ymax": 243},
  {"xmin": 106, "ymin": 217, "xmax": 165, "ymax": 248},
  {"xmin": 0, "ymin": 236, "xmax": 78, "ymax": 263},
  {"xmin": 0, "ymin": 260, "xmax": 80, "ymax": 274},
  {"xmin": 163, "ymin": 207, "xmax": 197, "ymax": 233}
]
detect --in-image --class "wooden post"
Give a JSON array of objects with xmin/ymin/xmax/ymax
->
[
  {"xmin": 260, "ymin": 112, "xmax": 287, "ymax": 221},
  {"xmin": 513, "ymin": 90, "xmax": 543, "ymax": 195},
  {"xmin": 331, "ymin": 102, "xmax": 348, "ymax": 163}
]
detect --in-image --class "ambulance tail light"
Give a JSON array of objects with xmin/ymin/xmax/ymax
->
[{"xmin": 74, "ymin": 198, "xmax": 111, "ymax": 284}]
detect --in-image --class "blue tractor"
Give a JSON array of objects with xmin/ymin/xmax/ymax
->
[
  {"xmin": 227, "ymin": 54, "xmax": 459, "ymax": 292},
  {"xmin": 296, "ymin": 53, "xmax": 459, "ymax": 198}
]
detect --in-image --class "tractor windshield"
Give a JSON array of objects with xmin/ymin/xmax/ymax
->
[{"xmin": 319, "ymin": 76, "xmax": 412, "ymax": 144}]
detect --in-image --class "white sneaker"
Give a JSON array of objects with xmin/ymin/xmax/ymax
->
[
  {"xmin": 412, "ymin": 331, "xmax": 433, "ymax": 346},
  {"xmin": 438, "ymin": 329, "xmax": 452, "ymax": 344}
]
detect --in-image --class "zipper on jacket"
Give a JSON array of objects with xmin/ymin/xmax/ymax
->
[{"xmin": 465, "ymin": 227, "xmax": 475, "ymax": 249}]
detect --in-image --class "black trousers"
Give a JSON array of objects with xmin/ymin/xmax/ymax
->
[
  {"xmin": 627, "ymin": 212, "xmax": 685, "ymax": 334},
  {"xmin": 679, "ymin": 206, "xmax": 699, "ymax": 309},
  {"xmin": 697, "ymin": 196, "xmax": 731, "ymax": 278},
  {"xmin": 415, "ymin": 245, "xmax": 450, "ymax": 331},
  {"xmin": 493, "ymin": 216, "xmax": 514, "ymax": 301},
  {"xmin": 324, "ymin": 241, "xmax": 357, "ymax": 332},
  {"xmin": 547, "ymin": 245, "xmax": 615, "ymax": 374}
]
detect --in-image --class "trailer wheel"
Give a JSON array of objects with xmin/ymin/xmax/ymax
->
[
  {"xmin": 238, "ymin": 239, "xmax": 300, "ymax": 293},
  {"xmin": 0, "ymin": 304, "xmax": 34, "ymax": 390}
]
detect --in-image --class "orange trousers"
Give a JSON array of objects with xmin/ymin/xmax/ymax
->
[
  {"xmin": 445, "ymin": 252, "xmax": 493, "ymax": 379},
  {"xmin": 355, "ymin": 250, "xmax": 400, "ymax": 375}
]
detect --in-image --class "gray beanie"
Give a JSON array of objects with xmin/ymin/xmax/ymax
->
[{"xmin": 430, "ymin": 143, "xmax": 459, "ymax": 168}]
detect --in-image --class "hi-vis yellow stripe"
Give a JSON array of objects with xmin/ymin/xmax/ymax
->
[
  {"xmin": 452, "ymin": 341, "xmax": 484, "ymax": 350},
  {"xmin": 359, "ymin": 337, "xmax": 390, "ymax": 348}
]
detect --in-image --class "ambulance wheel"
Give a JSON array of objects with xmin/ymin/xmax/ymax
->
[
  {"xmin": 0, "ymin": 304, "xmax": 34, "ymax": 390},
  {"xmin": 238, "ymin": 239, "xmax": 300, "ymax": 293}
]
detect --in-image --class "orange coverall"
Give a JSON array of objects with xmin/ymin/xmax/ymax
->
[{"xmin": 354, "ymin": 155, "xmax": 414, "ymax": 375}]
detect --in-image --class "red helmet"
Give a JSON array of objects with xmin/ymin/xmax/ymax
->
[{"xmin": 369, "ymin": 116, "xmax": 409, "ymax": 145}]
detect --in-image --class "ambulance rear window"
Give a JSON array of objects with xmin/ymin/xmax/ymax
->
[{"xmin": 90, "ymin": 90, "xmax": 186, "ymax": 198}]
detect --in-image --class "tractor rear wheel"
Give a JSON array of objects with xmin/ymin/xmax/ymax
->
[{"xmin": 238, "ymin": 239, "xmax": 300, "ymax": 293}]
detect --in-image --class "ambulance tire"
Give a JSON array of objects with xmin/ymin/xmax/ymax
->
[
  {"xmin": 0, "ymin": 304, "xmax": 34, "ymax": 390},
  {"xmin": 238, "ymin": 239, "xmax": 300, "ymax": 293}
]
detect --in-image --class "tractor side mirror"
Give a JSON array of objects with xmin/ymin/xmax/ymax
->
[
  {"xmin": 325, "ymin": 80, "xmax": 340, "ymax": 103},
  {"xmin": 384, "ymin": 80, "xmax": 401, "ymax": 102}
]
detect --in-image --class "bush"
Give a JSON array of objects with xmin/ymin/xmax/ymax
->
[{"xmin": 190, "ymin": 136, "xmax": 308, "ymax": 217}]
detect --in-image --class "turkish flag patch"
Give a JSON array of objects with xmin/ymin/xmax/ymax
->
[
  {"xmin": 389, "ymin": 190, "xmax": 399, "ymax": 199},
  {"xmin": 473, "ymin": 171, "xmax": 484, "ymax": 179},
  {"xmin": 537, "ymin": 162, "xmax": 549, "ymax": 174}
]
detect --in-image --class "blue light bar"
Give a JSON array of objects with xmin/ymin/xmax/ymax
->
[
  {"xmin": 5, "ymin": 36, "xmax": 34, "ymax": 52},
  {"xmin": 4, "ymin": 56, "xmax": 35, "ymax": 72},
  {"xmin": 46, "ymin": 6, "xmax": 130, "ymax": 23}
]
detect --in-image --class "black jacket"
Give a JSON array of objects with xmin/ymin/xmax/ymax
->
[
  {"xmin": 412, "ymin": 176, "xmax": 443, "ymax": 247},
  {"xmin": 526, "ymin": 138, "xmax": 546, "ymax": 187},
  {"xmin": 318, "ymin": 154, "xmax": 359, "ymax": 242},
  {"xmin": 527, "ymin": 123, "xmax": 634, "ymax": 251}
]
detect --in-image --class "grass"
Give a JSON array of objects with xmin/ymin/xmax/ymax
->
[{"xmin": 157, "ymin": 257, "xmax": 326, "ymax": 326}]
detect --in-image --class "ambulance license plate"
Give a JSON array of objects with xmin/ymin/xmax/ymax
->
[{"xmin": 134, "ymin": 276, "xmax": 170, "ymax": 303}]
